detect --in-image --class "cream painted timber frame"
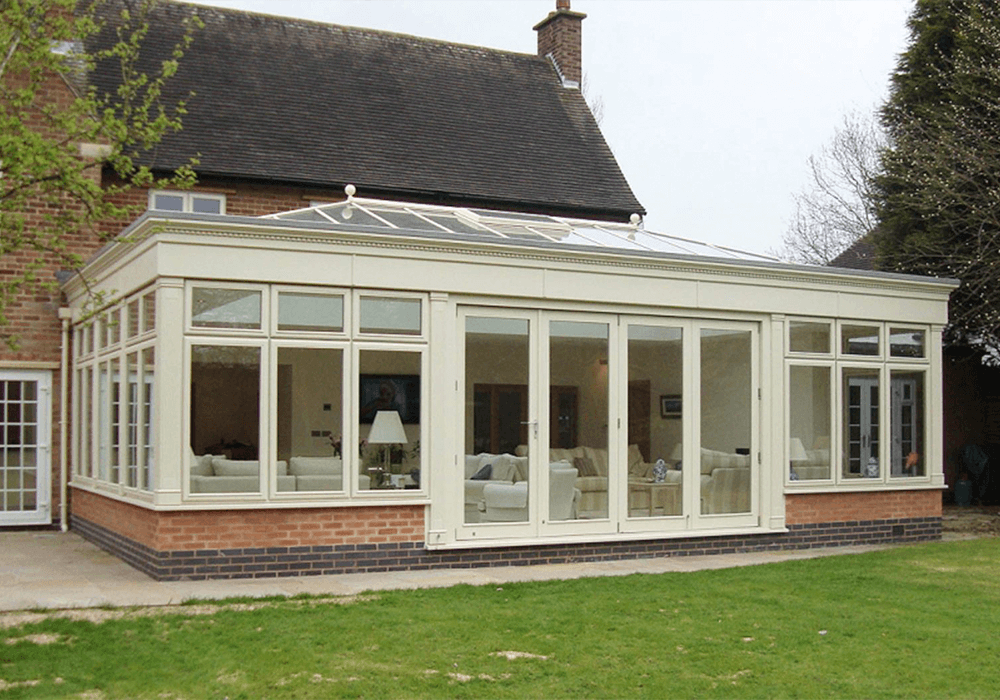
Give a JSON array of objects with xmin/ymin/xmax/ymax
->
[
  {"xmin": 783, "ymin": 317, "xmax": 936, "ymax": 491},
  {"xmin": 270, "ymin": 285, "xmax": 350, "ymax": 339},
  {"xmin": 61, "ymin": 206, "xmax": 954, "ymax": 546},
  {"xmin": 185, "ymin": 281, "xmax": 269, "ymax": 337}
]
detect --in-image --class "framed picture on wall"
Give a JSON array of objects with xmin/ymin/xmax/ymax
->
[
  {"xmin": 660, "ymin": 394, "xmax": 682, "ymax": 419},
  {"xmin": 360, "ymin": 374, "xmax": 421, "ymax": 423}
]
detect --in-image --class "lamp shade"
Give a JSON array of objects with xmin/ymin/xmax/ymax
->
[
  {"xmin": 368, "ymin": 410, "xmax": 407, "ymax": 445},
  {"xmin": 670, "ymin": 443, "xmax": 684, "ymax": 462},
  {"xmin": 789, "ymin": 437, "xmax": 808, "ymax": 462}
]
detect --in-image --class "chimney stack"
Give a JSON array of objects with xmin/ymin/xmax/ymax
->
[{"xmin": 534, "ymin": 0, "xmax": 587, "ymax": 88}]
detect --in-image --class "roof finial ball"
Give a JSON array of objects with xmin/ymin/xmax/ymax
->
[
  {"xmin": 344, "ymin": 183, "xmax": 356, "ymax": 199},
  {"xmin": 629, "ymin": 213, "xmax": 642, "ymax": 226}
]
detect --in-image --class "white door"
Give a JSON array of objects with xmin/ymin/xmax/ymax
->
[{"xmin": 0, "ymin": 371, "xmax": 51, "ymax": 526}]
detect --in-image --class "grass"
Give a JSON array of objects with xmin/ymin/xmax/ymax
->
[{"xmin": 2, "ymin": 539, "xmax": 999, "ymax": 699}]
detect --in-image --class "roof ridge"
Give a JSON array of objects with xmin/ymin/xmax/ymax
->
[{"xmin": 174, "ymin": 0, "xmax": 543, "ymax": 61}]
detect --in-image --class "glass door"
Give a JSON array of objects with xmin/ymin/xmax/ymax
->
[
  {"xmin": 458, "ymin": 309, "xmax": 537, "ymax": 539},
  {"xmin": 692, "ymin": 323, "xmax": 759, "ymax": 530},
  {"xmin": 1, "ymin": 371, "xmax": 51, "ymax": 526}
]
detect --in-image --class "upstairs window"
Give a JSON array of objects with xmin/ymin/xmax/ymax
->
[{"xmin": 149, "ymin": 190, "xmax": 226, "ymax": 215}]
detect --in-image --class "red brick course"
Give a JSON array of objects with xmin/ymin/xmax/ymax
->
[
  {"xmin": 70, "ymin": 487, "xmax": 425, "ymax": 551},
  {"xmin": 785, "ymin": 489, "xmax": 941, "ymax": 525}
]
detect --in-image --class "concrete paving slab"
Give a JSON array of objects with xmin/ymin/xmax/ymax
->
[{"xmin": 0, "ymin": 530, "xmax": 890, "ymax": 613}]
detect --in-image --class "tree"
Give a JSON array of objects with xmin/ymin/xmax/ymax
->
[
  {"xmin": 873, "ymin": 0, "xmax": 1000, "ymax": 360},
  {"xmin": 776, "ymin": 111, "xmax": 885, "ymax": 265},
  {"xmin": 0, "ymin": 0, "xmax": 201, "ymax": 348}
]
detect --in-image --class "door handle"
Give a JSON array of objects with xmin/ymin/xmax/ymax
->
[{"xmin": 520, "ymin": 420, "xmax": 538, "ymax": 439}]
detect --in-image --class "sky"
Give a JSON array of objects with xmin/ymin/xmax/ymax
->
[{"xmin": 196, "ymin": 0, "xmax": 914, "ymax": 255}]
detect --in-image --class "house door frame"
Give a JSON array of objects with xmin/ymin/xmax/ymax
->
[{"xmin": 0, "ymin": 370, "xmax": 52, "ymax": 526}]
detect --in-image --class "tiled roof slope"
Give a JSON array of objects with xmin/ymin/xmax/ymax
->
[
  {"xmin": 828, "ymin": 235, "xmax": 876, "ymax": 271},
  {"xmin": 88, "ymin": 1, "xmax": 644, "ymax": 220}
]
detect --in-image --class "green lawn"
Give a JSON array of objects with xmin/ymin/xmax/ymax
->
[{"xmin": 2, "ymin": 539, "xmax": 999, "ymax": 699}]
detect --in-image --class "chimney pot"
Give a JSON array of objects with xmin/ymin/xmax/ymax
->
[{"xmin": 534, "ymin": 1, "xmax": 587, "ymax": 87}]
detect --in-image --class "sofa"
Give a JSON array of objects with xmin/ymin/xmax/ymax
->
[
  {"xmin": 464, "ymin": 452, "xmax": 527, "ymax": 523},
  {"xmin": 477, "ymin": 462, "xmax": 580, "ymax": 523},
  {"xmin": 791, "ymin": 449, "xmax": 831, "ymax": 481},
  {"xmin": 190, "ymin": 453, "xmax": 370, "ymax": 493},
  {"xmin": 699, "ymin": 448, "xmax": 751, "ymax": 514}
]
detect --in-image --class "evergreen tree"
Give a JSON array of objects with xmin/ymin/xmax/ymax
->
[{"xmin": 874, "ymin": 0, "xmax": 1000, "ymax": 360}]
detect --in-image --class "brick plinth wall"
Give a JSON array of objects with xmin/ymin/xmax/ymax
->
[
  {"xmin": 71, "ymin": 488, "xmax": 942, "ymax": 581},
  {"xmin": 785, "ymin": 489, "xmax": 941, "ymax": 525}
]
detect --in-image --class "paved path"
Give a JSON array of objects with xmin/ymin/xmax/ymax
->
[{"xmin": 0, "ymin": 530, "xmax": 891, "ymax": 612}]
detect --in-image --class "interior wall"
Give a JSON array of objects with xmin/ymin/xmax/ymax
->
[
  {"xmin": 464, "ymin": 334, "xmax": 529, "ymax": 452},
  {"xmin": 628, "ymin": 339, "xmax": 683, "ymax": 463},
  {"xmin": 700, "ymin": 331, "xmax": 752, "ymax": 454},
  {"xmin": 277, "ymin": 347, "xmax": 344, "ymax": 460},
  {"xmin": 358, "ymin": 350, "xmax": 421, "ymax": 460}
]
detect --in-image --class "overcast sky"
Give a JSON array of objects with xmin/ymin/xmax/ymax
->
[{"xmin": 197, "ymin": 0, "xmax": 914, "ymax": 255}]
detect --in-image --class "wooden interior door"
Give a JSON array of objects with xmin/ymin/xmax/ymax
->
[{"xmin": 628, "ymin": 379, "xmax": 651, "ymax": 461}]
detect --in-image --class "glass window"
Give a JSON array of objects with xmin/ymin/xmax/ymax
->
[
  {"xmin": 127, "ymin": 300, "xmax": 140, "ymax": 339},
  {"xmin": 464, "ymin": 316, "xmax": 529, "ymax": 524},
  {"xmin": 628, "ymin": 325, "xmax": 683, "ymax": 517},
  {"xmin": 191, "ymin": 196, "xmax": 223, "ymax": 215},
  {"xmin": 141, "ymin": 347, "xmax": 154, "ymax": 490},
  {"xmin": 125, "ymin": 352, "xmax": 139, "ymax": 488},
  {"xmin": 788, "ymin": 366, "xmax": 831, "ymax": 481},
  {"xmin": 108, "ymin": 309, "xmax": 121, "ymax": 346},
  {"xmin": 359, "ymin": 296, "xmax": 421, "ymax": 335},
  {"xmin": 83, "ymin": 366, "xmax": 93, "ymax": 478},
  {"xmin": 142, "ymin": 291, "xmax": 156, "ymax": 333},
  {"xmin": 358, "ymin": 350, "xmax": 421, "ymax": 491},
  {"xmin": 842, "ymin": 368, "xmax": 880, "ymax": 479},
  {"xmin": 700, "ymin": 328, "xmax": 752, "ymax": 514},
  {"xmin": 98, "ymin": 315, "xmax": 108, "ymax": 351},
  {"xmin": 891, "ymin": 371, "xmax": 925, "ymax": 477},
  {"xmin": 276, "ymin": 347, "xmax": 344, "ymax": 493},
  {"xmin": 278, "ymin": 293, "xmax": 343, "ymax": 333},
  {"xmin": 151, "ymin": 193, "xmax": 184, "ymax": 211},
  {"xmin": 191, "ymin": 287, "xmax": 262, "ymax": 330},
  {"xmin": 189, "ymin": 346, "xmax": 261, "ymax": 493},
  {"xmin": 789, "ymin": 321, "xmax": 830, "ymax": 354},
  {"xmin": 889, "ymin": 328, "xmax": 925, "ymax": 358},
  {"xmin": 841, "ymin": 324, "xmax": 880, "ymax": 356}
]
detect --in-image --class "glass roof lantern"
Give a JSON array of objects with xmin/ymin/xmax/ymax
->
[{"xmin": 261, "ymin": 187, "xmax": 777, "ymax": 263}]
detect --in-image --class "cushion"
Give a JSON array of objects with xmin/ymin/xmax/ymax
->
[
  {"xmin": 190, "ymin": 454, "xmax": 214, "ymax": 477},
  {"xmin": 490, "ymin": 455, "xmax": 520, "ymax": 482},
  {"xmin": 470, "ymin": 463, "xmax": 492, "ymax": 480},
  {"xmin": 573, "ymin": 456, "xmax": 598, "ymax": 477},
  {"xmin": 514, "ymin": 444, "xmax": 529, "ymax": 457},
  {"xmin": 465, "ymin": 454, "xmax": 483, "ymax": 479},
  {"xmin": 288, "ymin": 456, "xmax": 342, "ymax": 477},
  {"xmin": 211, "ymin": 458, "xmax": 259, "ymax": 477},
  {"xmin": 583, "ymin": 447, "xmax": 609, "ymax": 476},
  {"xmin": 627, "ymin": 444, "xmax": 644, "ymax": 470},
  {"xmin": 509, "ymin": 456, "xmax": 527, "ymax": 483},
  {"xmin": 276, "ymin": 460, "xmax": 288, "ymax": 477}
]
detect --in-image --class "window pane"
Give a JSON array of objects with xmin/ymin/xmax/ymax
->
[
  {"xmin": 842, "ymin": 324, "xmax": 880, "ymax": 356},
  {"xmin": 109, "ymin": 357, "xmax": 120, "ymax": 484},
  {"xmin": 359, "ymin": 350, "xmax": 421, "ymax": 491},
  {"xmin": 628, "ymin": 325, "xmax": 683, "ymax": 518},
  {"xmin": 277, "ymin": 347, "xmax": 344, "ymax": 492},
  {"xmin": 891, "ymin": 371, "xmax": 925, "ymax": 477},
  {"xmin": 789, "ymin": 366, "xmax": 831, "ymax": 480},
  {"xmin": 551, "ymin": 320, "xmax": 608, "ymax": 521},
  {"xmin": 359, "ymin": 296, "xmax": 421, "ymax": 335},
  {"xmin": 789, "ymin": 321, "xmax": 830, "ymax": 354},
  {"xmin": 890, "ymin": 328, "xmax": 925, "ymax": 358},
  {"xmin": 191, "ymin": 288, "xmax": 262, "ymax": 330},
  {"xmin": 141, "ymin": 346, "xmax": 154, "ymax": 490},
  {"xmin": 142, "ymin": 290, "xmax": 156, "ymax": 333},
  {"xmin": 98, "ymin": 315, "xmax": 108, "ymax": 351},
  {"xmin": 700, "ymin": 328, "xmax": 752, "ymax": 514},
  {"xmin": 190, "ymin": 346, "xmax": 260, "ymax": 493},
  {"xmin": 108, "ymin": 309, "xmax": 121, "ymax": 346},
  {"xmin": 152, "ymin": 193, "xmax": 184, "ymax": 211},
  {"xmin": 191, "ymin": 196, "xmax": 222, "ymax": 214},
  {"xmin": 465, "ymin": 316, "xmax": 529, "ymax": 524},
  {"xmin": 278, "ymin": 293, "xmax": 344, "ymax": 332},
  {"xmin": 97, "ymin": 363, "xmax": 110, "ymax": 482},
  {"xmin": 127, "ymin": 300, "xmax": 140, "ymax": 339},
  {"xmin": 125, "ymin": 353, "xmax": 139, "ymax": 488},
  {"xmin": 842, "ymin": 368, "xmax": 880, "ymax": 479},
  {"xmin": 83, "ymin": 366, "xmax": 93, "ymax": 478}
]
